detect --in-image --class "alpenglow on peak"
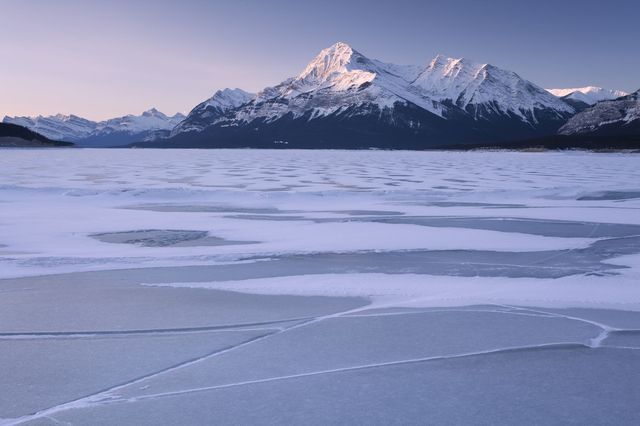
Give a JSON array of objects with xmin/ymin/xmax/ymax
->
[{"xmin": 296, "ymin": 42, "xmax": 371, "ymax": 83}]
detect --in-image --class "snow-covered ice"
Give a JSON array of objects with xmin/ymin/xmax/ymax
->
[{"xmin": 1, "ymin": 149, "xmax": 640, "ymax": 425}]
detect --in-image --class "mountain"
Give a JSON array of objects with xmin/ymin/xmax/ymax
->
[
  {"xmin": 0, "ymin": 123, "xmax": 73, "ymax": 147},
  {"xmin": 143, "ymin": 42, "xmax": 575, "ymax": 149},
  {"xmin": 411, "ymin": 55, "xmax": 573, "ymax": 123},
  {"xmin": 547, "ymin": 87, "xmax": 628, "ymax": 105},
  {"xmin": 86, "ymin": 109, "xmax": 186, "ymax": 147},
  {"xmin": 435, "ymin": 89, "xmax": 640, "ymax": 151},
  {"xmin": 2, "ymin": 114, "xmax": 96, "ymax": 142},
  {"xmin": 3, "ymin": 109, "xmax": 185, "ymax": 147},
  {"xmin": 559, "ymin": 89, "xmax": 640, "ymax": 136},
  {"xmin": 171, "ymin": 88, "xmax": 255, "ymax": 135},
  {"xmin": 547, "ymin": 86, "xmax": 628, "ymax": 112}
]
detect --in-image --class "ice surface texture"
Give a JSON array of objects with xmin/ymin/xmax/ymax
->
[{"xmin": 1, "ymin": 149, "xmax": 640, "ymax": 424}]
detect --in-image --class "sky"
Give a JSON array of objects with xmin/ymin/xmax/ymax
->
[{"xmin": 1, "ymin": 0, "xmax": 638, "ymax": 121}]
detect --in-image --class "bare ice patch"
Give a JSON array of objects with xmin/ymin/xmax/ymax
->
[
  {"xmin": 123, "ymin": 203, "xmax": 293, "ymax": 214},
  {"xmin": 577, "ymin": 190, "xmax": 640, "ymax": 201},
  {"xmin": 90, "ymin": 230, "xmax": 256, "ymax": 247}
]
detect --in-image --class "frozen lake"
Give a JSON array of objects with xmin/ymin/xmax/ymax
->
[{"xmin": 1, "ymin": 149, "xmax": 640, "ymax": 425}]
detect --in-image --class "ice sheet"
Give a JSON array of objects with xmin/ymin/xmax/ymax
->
[
  {"xmin": 2, "ymin": 149, "xmax": 640, "ymax": 279},
  {"xmin": 47, "ymin": 347, "xmax": 640, "ymax": 426},
  {"xmin": 2, "ymin": 149, "xmax": 640, "ymax": 425},
  {"xmin": 0, "ymin": 330, "xmax": 267, "ymax": 418}
]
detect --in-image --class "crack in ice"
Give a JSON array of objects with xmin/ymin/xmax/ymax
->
[
  {"xmin": 64, "ymin": 343, "xmax": 592, "ymax": 407},
  {"xmin": 0, "ymin": 302, "xmax": 375, "ymax": 425},
  {"xmin": 0, "ymin": 317, "xmax": 311, "ymax": 340}
]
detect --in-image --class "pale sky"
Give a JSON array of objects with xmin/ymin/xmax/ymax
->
[{"xmin": 1, "ymin": 0, "xmax": 638, "ymax": 121}]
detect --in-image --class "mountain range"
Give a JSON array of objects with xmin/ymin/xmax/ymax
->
[
  {"xmin": 151, "ymin": 42, "xmax": 578, "ymax": 149},
  {"xmin": 3, "ymin": 109, "xmax": 185, "ymax": 147},
  {"xmin": 546, "ymin": 86, "xmax": 629, "ymax": 112},
  {"xmin": 3, "ymin": 42, "xmax": 637, "ymax": 149}
]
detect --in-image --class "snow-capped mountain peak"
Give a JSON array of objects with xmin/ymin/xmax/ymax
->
[
  {"xmin": 97, "ymin": 109, "xmax": 185, "ymax": 134},
  {"xmin": 546, "ymin": 86, "xmax": 628, "ymax": 105},
  {"xmin": 141, "ymin": 108, "xmax": 168, "ymax": 118},
  {"xmin": 269, "ymin": 41, "xmax": 401, "ymax": 103},
  {"xmin": 412, "ymin": 56, "xmax": 488, "ymax": 102},
  {"xmin": 202, "ymin": 88, "xmax": 255, "ymax": 110},
  {"xmin": 170, "ymin": 88, "xmax": 254, "ymax": 135},
  {"xmin": 427, "ymin": 54, "xmax": 448, "ymax": 68},
  {"xmin": 411, "ymin": 55, "xmax": 574, "ymax": 122},
  {"xmin": 295, "ymin": 42, "xmax": 375, "ymax": 88},
  {"xmin": 298, "ymin": 42, "xmax": 356, "ymax": 78},
  {"xmin": 244, "ymin": 42, "xmax": 447, "ymax": 120}
]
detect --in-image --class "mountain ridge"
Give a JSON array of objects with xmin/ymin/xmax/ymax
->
[
  {"xmin": 559, "ymin": 89, "xmax": 640, "ymax": 136},
  {"xmin": 3, "ymin": 109, "xmax": 185, "ymax": 147},
  {"xmin": 547, "ymin": 86, "xmax": 628, "ymax": 106},
  {"xmin": 156, "ymin": 41, "xmax": 577, "ymax": 149},
  {"xmin": 7, "ymin": 42, "xmax": 637, "ymax": 150}
]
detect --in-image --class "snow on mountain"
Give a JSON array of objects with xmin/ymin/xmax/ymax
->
[
  {"xmin": 95, "ymin": 108, "xmax": 185, "ymax": 135},
  {"xmin": 547, "ymin": 86, "xmax": 628, "ymax": 106},
  {"xmin": 229, "ymin": 42, "xmax": 447, "ymax": 124},
  {"xmin": 3, "ymin": 109, "xmax": 186, "ymax": 142},
  {"xmin": 203, "ymin": 88, "xmax": 255, "ymax": 110},
  {"xmin": 182, "ymin": 42, "xmax": 573, "ymax": 133},
  {"xmin": 171, "ymin": 89, "xmax": 254, "ymax": 134},
  {"xmin": 412, "ymin": 55, "xmax": 574, "ymax": 122},
  {"xmin": 282, "ymin": 42, "xmax": 422, "ymax": 103},
  {"xmin": 2, "ymin": 114, "xmax": 97, "ymax": 141},
  {"xmin": 559, "ymin": 89, "xmax": 640, "ymax": 135},
  {"xmin": 6, "ymin": 42, "xmax": 598, "ymax": 149}
]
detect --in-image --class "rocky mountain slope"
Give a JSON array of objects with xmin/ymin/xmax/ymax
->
[
  {"xmin": 559, "ymin": 89, "xmax": 640, "ymax": 136},
  {"xmin": 143, "ymin": 42, "xmax": 576, "ymax": 149},
  {"xmin": 171, "ymin": 88, "xmax": 254, "ymax": 135}
]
